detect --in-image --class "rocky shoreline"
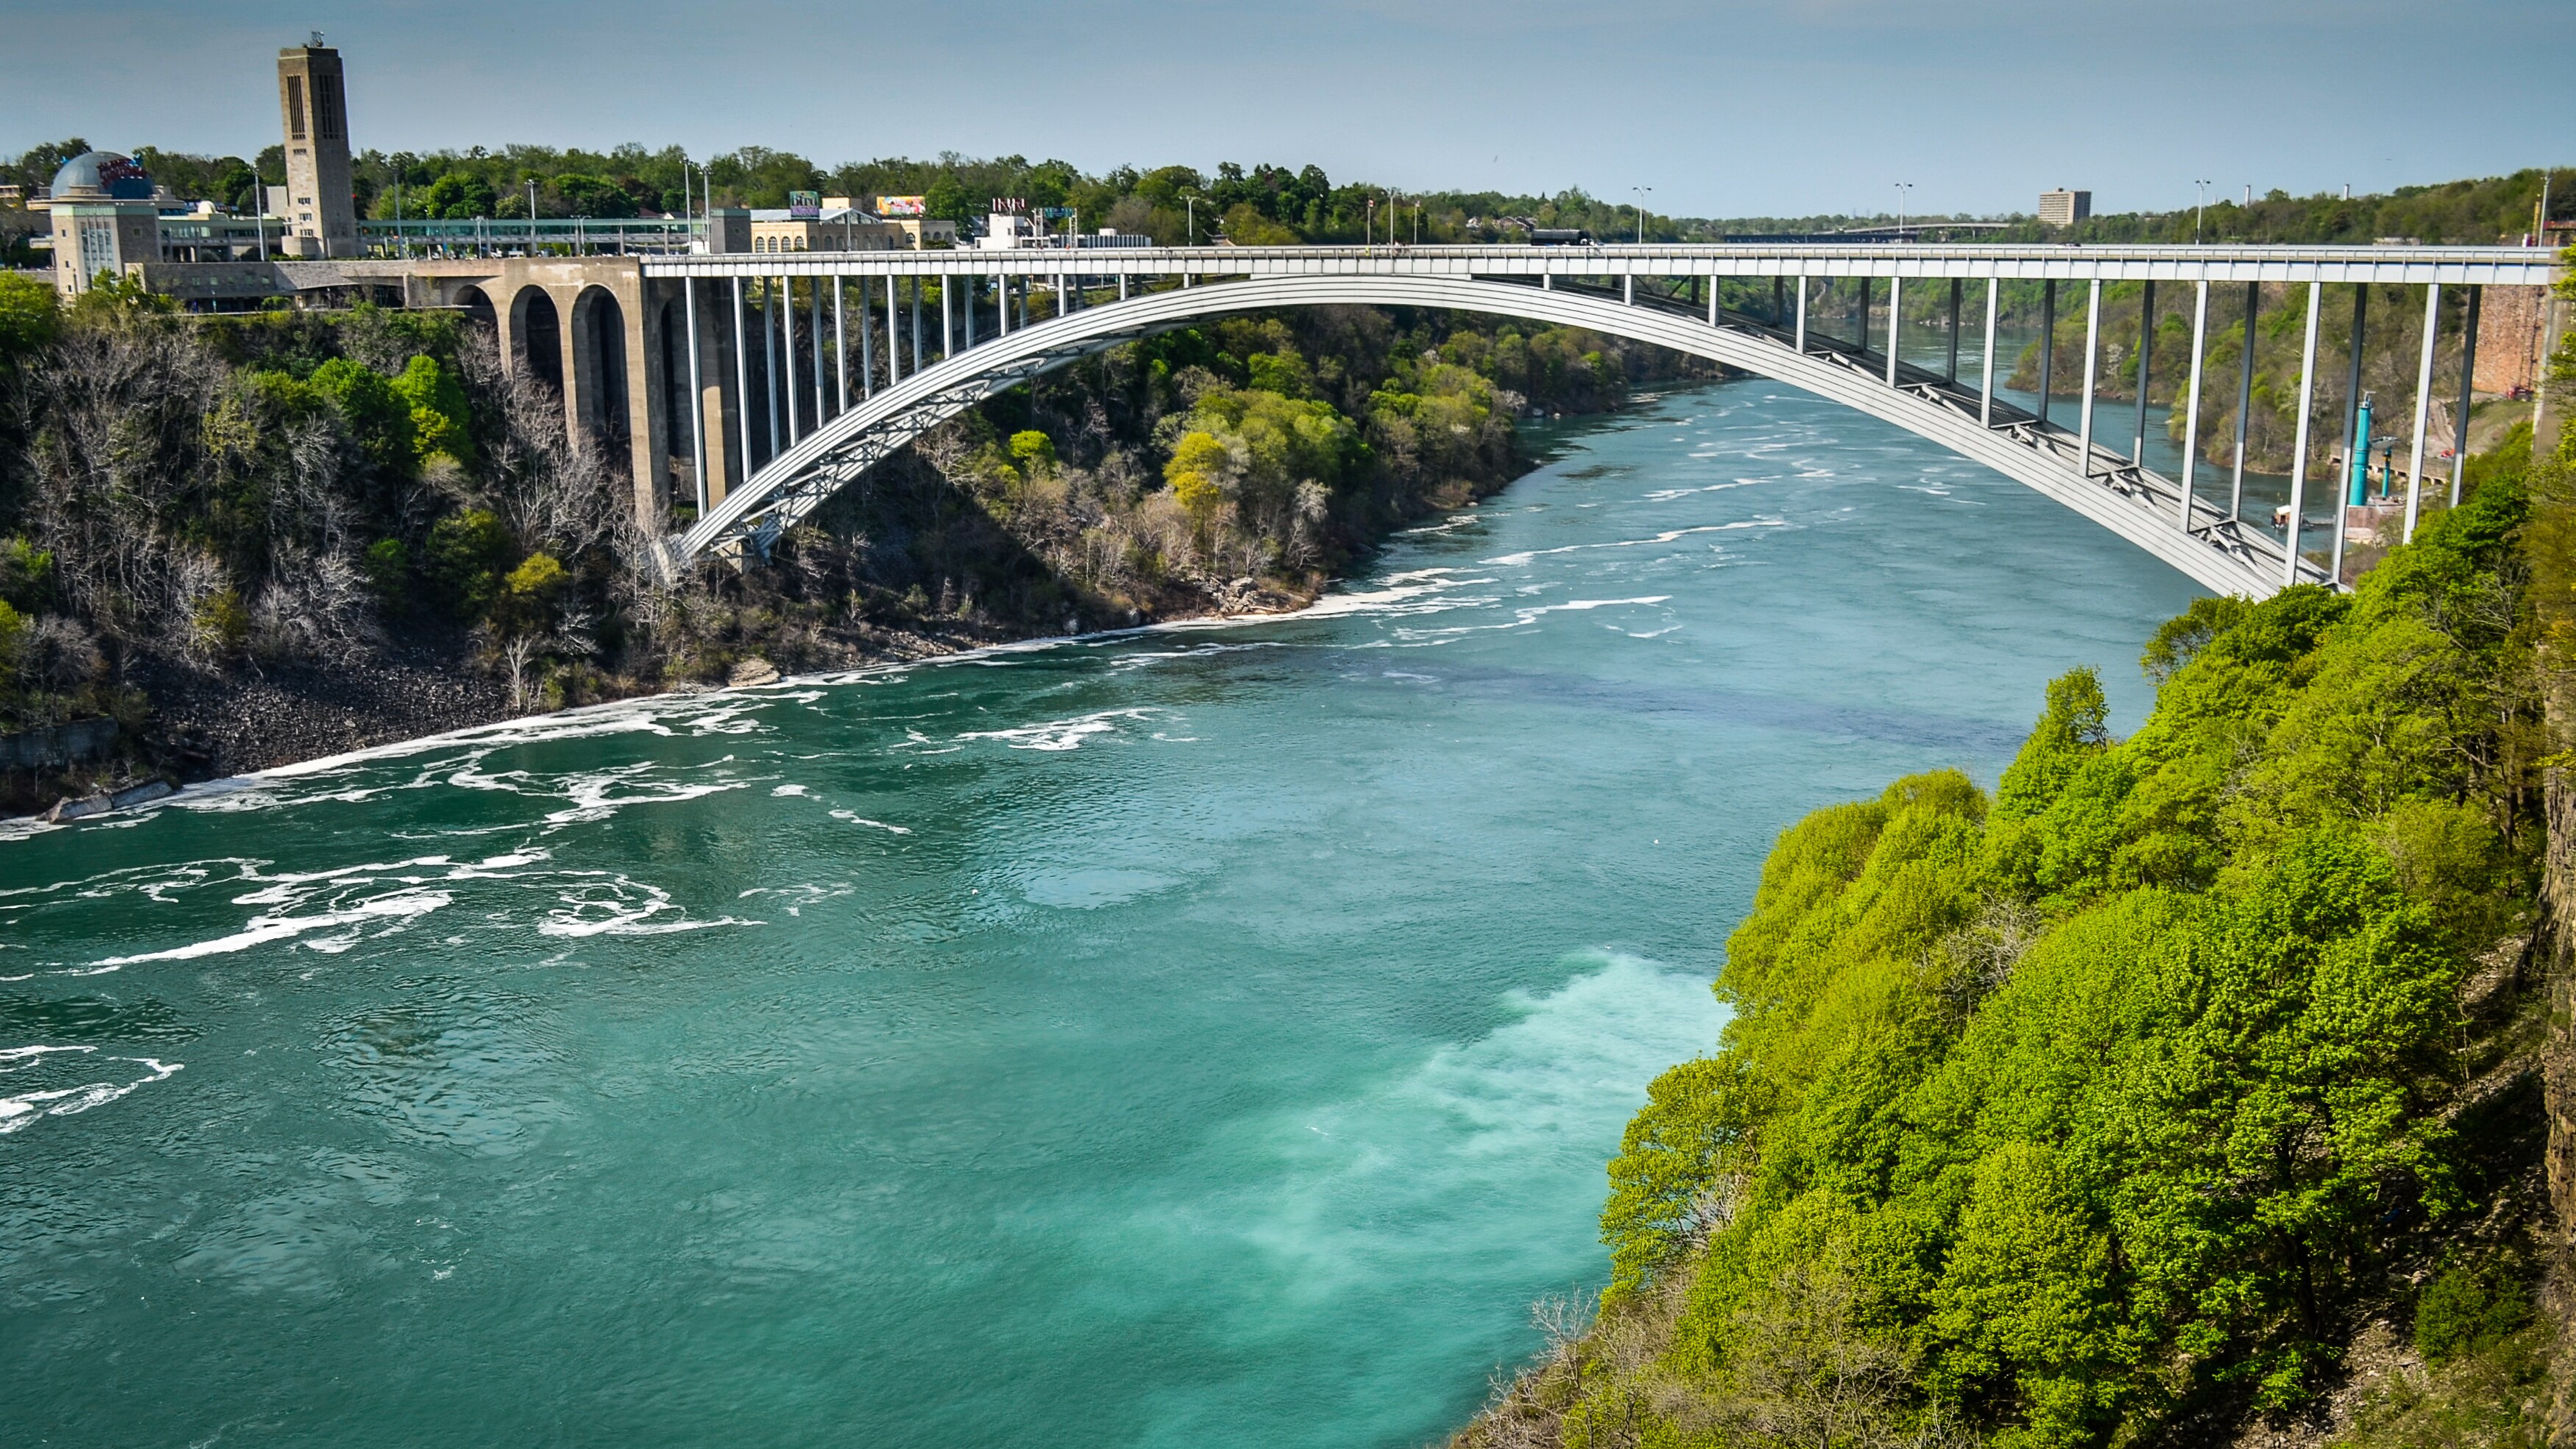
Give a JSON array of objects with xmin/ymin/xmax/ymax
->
[{"xmin": 2, "ymin": 576, "xmax": 1326, "ymax": 823}]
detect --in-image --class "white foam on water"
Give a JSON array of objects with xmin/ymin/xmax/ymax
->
[
  {"xmin": 828, "ymin": 811, "xmax": 913, "ymax": 835},
  {"xmin": 0, "ymin": 1046, "xmax": 184, "ymax": 1134},
  {"xmin": 957, "ymin": 707, "xmax": 1159, "ymax": 753},
  {"xmin": 1108, "ymin": 952, "xmax": 1727, "ymax": 1324},
  {"xmin": 771, "ymin": 784, "xmax": 809, "ymax": 796},
  {"xmin": 1641, "ymin": 479, "xmax": 1763, "ymax": 500},
  {"xmin": 1483, "ymin": 520, "xmax": 1784, "ymax": 567},
  {"xmin": 89, "ymin": 888, "xmax": 455, "ymax": 967}
]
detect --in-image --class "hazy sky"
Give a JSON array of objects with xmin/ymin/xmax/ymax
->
[{"xmin": 7, "ymin": 0, "xmax": 2569, "ymax": 218}]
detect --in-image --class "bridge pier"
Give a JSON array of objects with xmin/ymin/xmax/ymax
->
[
  {"xmin": 2286, "ymin": 281, "xmax": 2324, "ymax": 587},
  {"xmin": 2180, "ymin": 280, "xmax": 2209, "ymax": 531},
  {"xmin": 2405, "ymin": 283, "xmax": 2440, "ymax": 540}
]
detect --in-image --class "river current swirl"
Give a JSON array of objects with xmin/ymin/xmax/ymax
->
[{"xmin": 1, "ymin": 380, "xmax": 2196, "ymax": 1448}]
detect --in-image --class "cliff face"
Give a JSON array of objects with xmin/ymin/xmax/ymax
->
[{"xmin": 2544, "ymin": 740, "xmax": 2576, "ymax": 1446}]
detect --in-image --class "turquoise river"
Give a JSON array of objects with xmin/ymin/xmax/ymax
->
[{"xmin": 2, "ymin": 378, "xmax": 2201, "ymax": 1448}]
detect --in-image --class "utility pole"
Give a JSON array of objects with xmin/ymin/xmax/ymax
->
[
  {"xmin": 528, "ymin": 180, "xmax": 537, "ymax": 254},
  {"xmin": 1186, "ymin": 193, "xmax": 1200, "ymax": 246}
]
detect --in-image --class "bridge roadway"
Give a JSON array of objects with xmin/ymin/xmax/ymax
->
[{"xmin": 609, "ymin": 244, "xmax": 2558, "ymax": 595}]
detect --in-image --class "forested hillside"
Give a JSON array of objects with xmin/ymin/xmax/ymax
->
[
  {"xmin": 0, "ymin": 266, "xmax": 1708, "ymax": 807},
  {"xmin": 1460, "ymin": 352, "xmax": 2576, "ymax": 1447}
]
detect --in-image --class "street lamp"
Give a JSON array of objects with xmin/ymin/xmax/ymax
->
[
  {"xmin": 1630, "ymin": 186, "xmax": 1652, "ymax": 244},
  {"xmin": 1185, "ymin": 192, "xmax": 1201, "ymax": 246},
  {"xmin": 1894, "ymin": 182, "xmax": 1913, "ymax": 237},
  {"xmin": 2194, "ymin": 179, "xmax": 2212, "ymax": 243}
]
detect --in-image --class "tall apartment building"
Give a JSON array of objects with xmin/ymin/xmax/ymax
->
[
  {"xmin": 2039, "ymin": 189, "xmax": 2092, "ymax": 227},
  {"xmin": 277, "ymin": 38, "xmax": 357, "ymax": 258}
]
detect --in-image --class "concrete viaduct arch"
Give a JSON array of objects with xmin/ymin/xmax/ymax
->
[{"xmin": 677, "ymin": 272, "xmax": 2293, "ymax": 595}]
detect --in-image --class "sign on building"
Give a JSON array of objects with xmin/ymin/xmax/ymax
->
[
  {"xmin": 877, "ymin": 195, "xmax": 927, "ymax": 216},
  {"xmin": 788, "ymin": 190, "xmax": 821, "ymax": 218}
]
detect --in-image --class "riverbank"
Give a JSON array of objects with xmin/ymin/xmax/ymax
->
[
  {"xmin": 1449, "ymin": 438, "xmax": 2572, "ymax": 1449},
  {"xmin": 3, "ymin": 378, "xmax": 2215, "ymax": 1448}
]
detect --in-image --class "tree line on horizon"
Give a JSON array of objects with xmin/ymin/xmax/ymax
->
[{"xmin": 5, "ymin": 137, "xmax": 2563, "ymax": 251}]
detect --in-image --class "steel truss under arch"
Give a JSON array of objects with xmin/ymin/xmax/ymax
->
[{"xmin": 676, "ymin": 272, "xmax": 2301, "ymax": 597}]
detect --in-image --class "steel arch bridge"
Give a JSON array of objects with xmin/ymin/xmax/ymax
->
[{"xmin": 634, "ymin": 244, "xmax": 2558, "ymax": 597}]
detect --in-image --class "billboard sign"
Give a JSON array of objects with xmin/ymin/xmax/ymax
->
[
  {"xmin": 788, "ymin": 190, "xmax": 821, "ymax": 217},
  {"xmin": 877, "ymin": 195, "xmax": 927, "ymax": 217}
]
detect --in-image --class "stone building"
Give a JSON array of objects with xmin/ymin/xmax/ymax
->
[
  {"xmin": 277, "ymin": 38, "xmax": 358, "ymax": 258},
  {"xmin": 41, "ymin": 152, "xmax": 160, "ymax": 295}
]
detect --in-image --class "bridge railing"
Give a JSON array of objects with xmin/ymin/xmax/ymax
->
[{"xmin": 638, "ymin": 244, "xmax": 2558, "ymax": 595}]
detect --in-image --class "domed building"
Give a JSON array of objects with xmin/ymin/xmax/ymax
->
[{"xmin": 44, "ymin": 150, "xmax": 162, "ymax": 297}]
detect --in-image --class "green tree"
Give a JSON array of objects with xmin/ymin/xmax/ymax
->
[{"xmin": 425, "ymin": 509, "xmax": 515, "ymax": 620}]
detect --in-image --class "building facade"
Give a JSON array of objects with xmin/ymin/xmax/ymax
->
[
  {"xmin": 2039, "ymin": 189, "xmax": 2092, "ymax": 227},
  {"xmin": 42, "ymin": 152, "xmax": 160, "ymax": 295},
  {"xmin": 277, "ymin": 40, "xmax": 358, "ymax": 258}
]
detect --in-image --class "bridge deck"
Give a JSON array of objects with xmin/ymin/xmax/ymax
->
[{"xmin": 643, "ymin": 242, "xmax": 2558, "ymax": 287}]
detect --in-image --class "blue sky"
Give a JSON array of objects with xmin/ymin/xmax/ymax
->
[{"xmin": 6, "ymin": 0, "xmax": 2569, "ymax": 217}]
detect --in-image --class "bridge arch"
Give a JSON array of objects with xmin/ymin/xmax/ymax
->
[
  {"xmin": 568, "ymin": 284, "xmax": 631, "ymax": 453},
  {"xmin": 676, "ymin": 273, "xmax": 2295, "ymax": 598},
  {"xmin": 510, "ymin": 286, "xmax": 565, "ymax": 394}
]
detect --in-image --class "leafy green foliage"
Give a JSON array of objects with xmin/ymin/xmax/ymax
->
[
  {"xmin": 1582, "ymin": 477, "xmax": 2549, "ymax": 1446},
  {"xmin": 2413, "ymin": 1261, "xmax": 2533, "ymax": 1367},
  {"xmin": 308, "ymin": 358, "xmax": 417, "ymax": 478},
  {"xmin": 425, "ymin": 509, "xmax": 515, "ymax": 620},
  {"xmin": 0, "ymin": 272, "xmax": 61, "ymax": 367},
  {"xmin": 392, "ymin": 355, "xmax": 473, "ymax": 465}
]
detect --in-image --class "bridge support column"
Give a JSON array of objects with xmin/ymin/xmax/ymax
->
[
  {"xmin": 2078, "ymin": 280, "xmax": 2101, "ymax": 476},
  {"xmin": 1119, "ymin": 274, "xmax": 1129, "ymax": 302},
  {"xmin": 1773, "ymin": 276, "xmax": 1786, "ymax": 330},
  {"xmin": 731, "ymin": 277, "xmax": 754, "ymax": 501},
  {"xmin": 810, "ymin": 276, "xmax": 825, "ymax": 432},
  {"xmin": 1886, "ymin": 277, "xmax": 1901, "ymax": 385},
  {"xmin": 1794, "ymin": 272, "xmax": 1807, "ymax": 352},
  {"xmin": 777, "ymin": 274, "xmax": 797, "ymax": 449},
  {"xmin": 835, "ymin": 280, "xmax": 847, "ymax": 415},
  {"xmin": 1979, "ymin": 278, "xmax": 1998, "ymax": 426},
  {"xmin": 942, "ymin": 278, "xmax": 953, "ymax": 359},
  {"xmin": 2232, "ymin": 281, "xmax": 2258, "ymax": 522},
  {"xmin": 2451, "ymin": 287, "xmax": 2480, "ymax": 508},
  {"xmin": 634, "ymin": 279, "xmax": 672, "ymax": 524},
  {"xmin": 2405, "ymin": 283, "xmax": 2441, "ymax": 542},
  {"xmin": 1946, "ymin": 279, "xmax": 1961, "ymax": 383},
  {"xmin": 1856, "ymin": 277, "xmax": 1872, "ymax": 356},
  {"xmin": 762, "ymin": 281, "xmax": 781, "ymax": 466},
  {"xmin": 693, "ymin": 277, "xmax": 742, "ymax": 511},
  {"xmin": 885, "ymin": 277, "xmax": 900, "ymax": 384},
  {"xmin": 2132, "ymin": 280, "xmax": 2155, "ymax": 465},
  {"xmin": 2181, "ymin": 280, "xmax": 2209, "ymax": 531},
  {"xmin": 684, "ymin": 276, "xmax": 707, "ymax": 514},
  {"xmin": 2329, "ymin": 284, "xmax": 2368, "ymax": 587},
  {"xmin": 2037, "ymin": 281, "xmax": 2057, "ymax": 427},
  {"xmin": 912, "ymin": 277, "xmax": 923, "ymax": 369},
  {"xmin": 2285, "ymin": 280, "xmax": 2324, "ymax": 587},
  {"xmin": 1624, "ymin": 274, "xmax": 1633, "ymax": 306},
  {"xmin": 860, "ymin": 276, "xmax": 874, "ymax": 400}
]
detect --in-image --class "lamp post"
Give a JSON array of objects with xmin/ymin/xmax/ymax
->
[
  {"xmin": 1185, "ymin": 193, "xmax": 1200, "ymax": 246},
  {"xmin": 527, "ymin": 180, "xmax": 538, "ymax": 255},
  {"xmin": 1893, "ymin": 182, "xmax": 1912, "ymax": 237},
  {"xmin": 2194, "ymin": 180, "xmax": 2212, "ymax": 244},
  {"xmin": 1630, "ymin": 186, "xmax": 1652, "ymax": 244}
]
